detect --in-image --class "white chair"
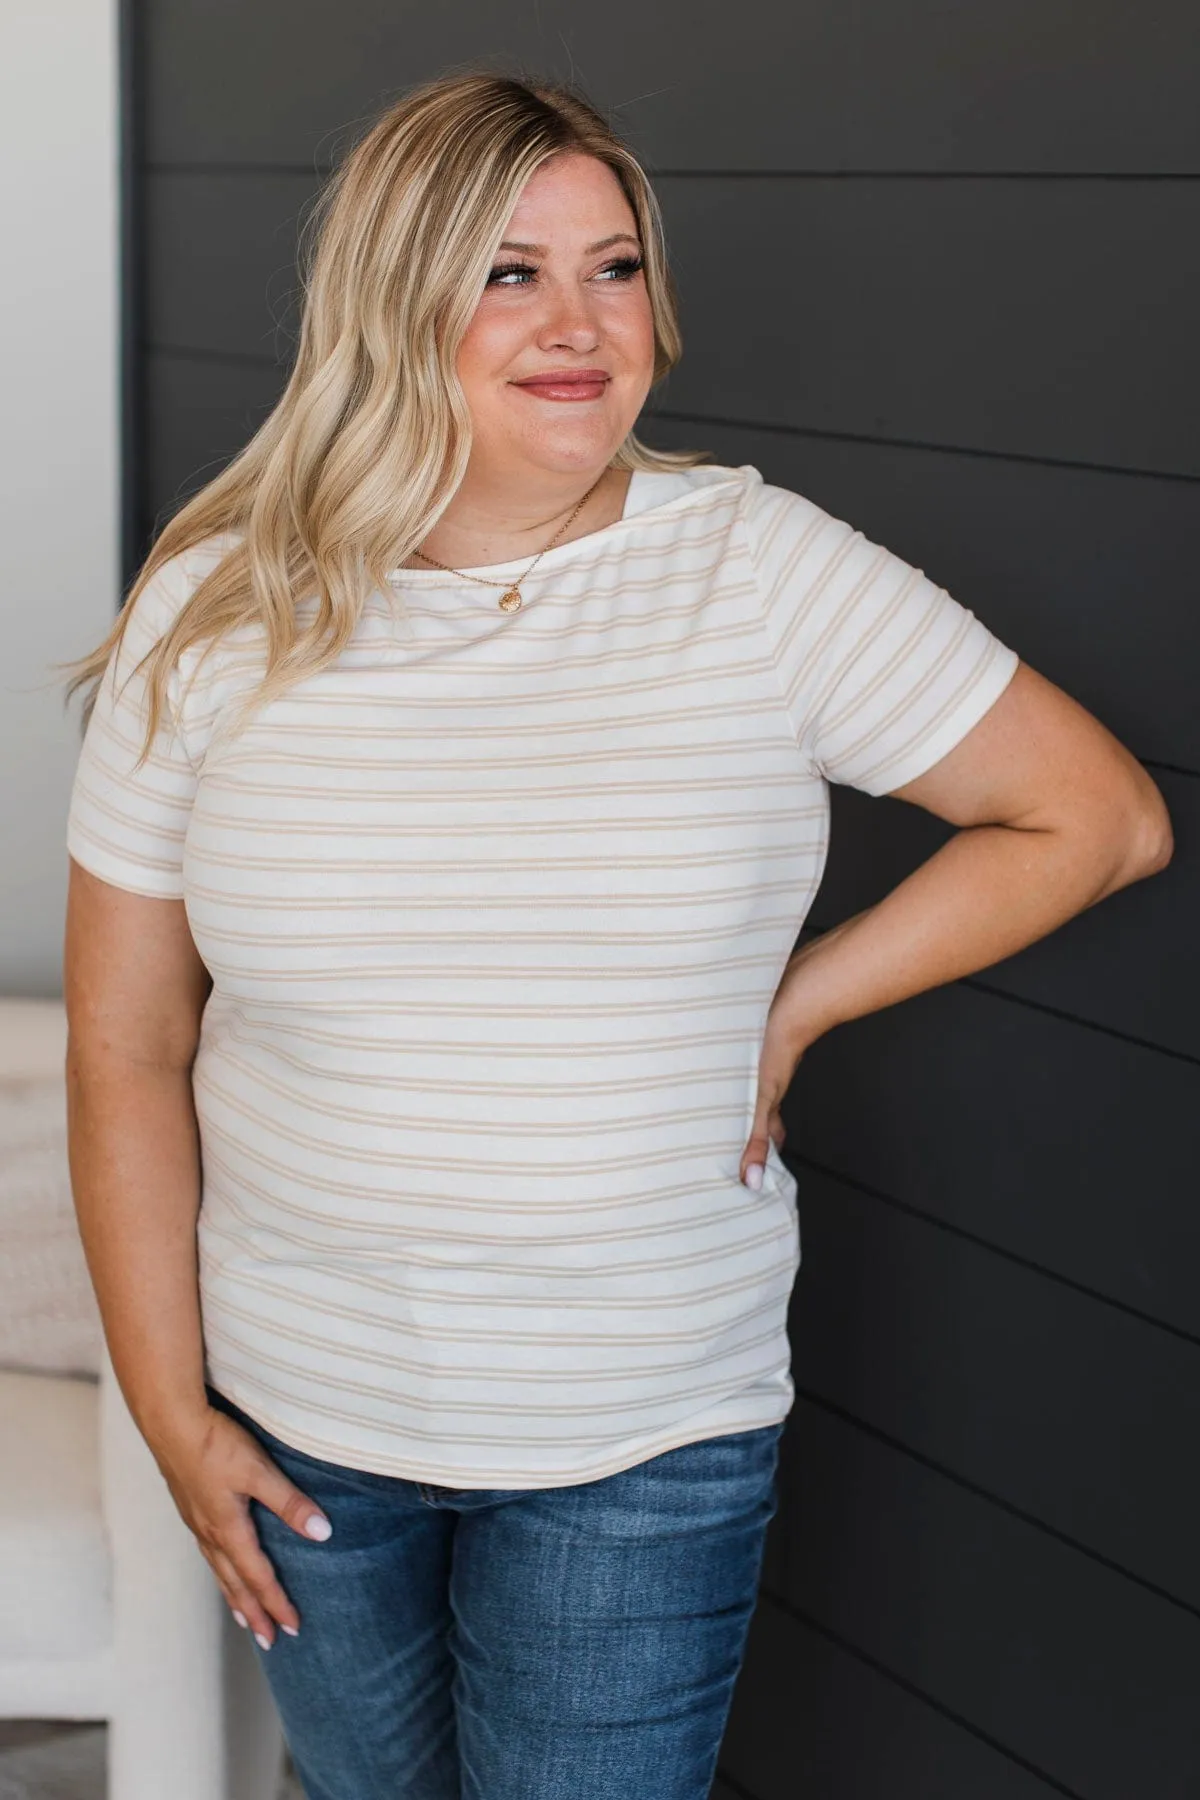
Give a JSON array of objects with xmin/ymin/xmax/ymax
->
[{"xmin": 0, "ymin": 997, "xmax": 287, "ymax": 1800}]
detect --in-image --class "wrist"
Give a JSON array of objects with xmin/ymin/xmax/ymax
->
[
  {"xmin": 779, "ymin": 941, "xmax": 851, "ymax": 1054},
  {"xmin": 126, "ymin": 1381, "xmax": 214, "ymax": 1455}
]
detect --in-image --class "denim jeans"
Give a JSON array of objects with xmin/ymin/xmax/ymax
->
[{"xmin": 205, "ymin": 1384, "xmax": 784, "ymax": 1800}]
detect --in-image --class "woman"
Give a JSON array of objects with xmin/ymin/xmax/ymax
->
[{"xmin": 63, "ymin": 69, "xmax": 1171, "ymax": 1800}]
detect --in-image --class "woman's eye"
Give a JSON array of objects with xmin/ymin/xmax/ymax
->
[
  {"xmin": 487, "ymin": 263, "xmax": 536, "ymax": 287},
  {"xmin": 596, "ymin": 256, "xmax": 644, "ymax": 282}
]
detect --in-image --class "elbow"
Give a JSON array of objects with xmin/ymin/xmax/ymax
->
[
  {"xmin": 1111, "ymin": 772, "xmax": 1174, "ymax": 888},
  {"xmin": 1133, "ymin": 778, "xmax": 1174, "ymax": 878}
]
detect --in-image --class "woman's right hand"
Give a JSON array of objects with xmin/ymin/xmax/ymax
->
[{"xmin": 148, "ymin": 1403, "xmax": 333, "ymax": 1649}]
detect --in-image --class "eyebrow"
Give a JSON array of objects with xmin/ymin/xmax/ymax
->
[{"xmin": 496, "ymin": 232, "xmax": 642, "ymax": 255}]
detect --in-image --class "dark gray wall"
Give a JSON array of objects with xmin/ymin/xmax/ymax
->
[{"xmin": 130, "ymin": 5, "xmax": 1200, "ymax": 1793}]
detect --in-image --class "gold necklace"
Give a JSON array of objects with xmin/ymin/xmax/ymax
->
[{"xmin": 410, "ymin": 473, "xmax": 606, "ymax": 611}]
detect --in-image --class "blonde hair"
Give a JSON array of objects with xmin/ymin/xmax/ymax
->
[{"xmin": 65, "ymin": 69, "xmax": 709, "ymax": 757}]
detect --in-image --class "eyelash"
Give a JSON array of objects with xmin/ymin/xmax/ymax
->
[{"xmin": 486, "ymin": 255, "xmax": 645, "ymax": 288}]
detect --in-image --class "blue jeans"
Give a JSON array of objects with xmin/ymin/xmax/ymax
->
[{"xmin": 205, "ymin": 1385, "xmax": 783, "ymax": 1800}]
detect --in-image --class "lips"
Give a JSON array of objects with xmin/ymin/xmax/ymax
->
[{"xmin": 513, "ymin": 370, "xmax": 610, "ymax": 402}]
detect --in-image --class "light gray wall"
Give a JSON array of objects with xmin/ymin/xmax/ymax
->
[{"xmin": 0, "ymin": 1, "xmax": 121, "ymax": 997}]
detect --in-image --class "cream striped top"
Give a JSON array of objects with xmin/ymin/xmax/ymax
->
[{"xmin": 67, "ymin": 462, "xmax": 1019, "ymax": 1488}]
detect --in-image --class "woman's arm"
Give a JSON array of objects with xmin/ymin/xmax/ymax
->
[
  {"xmin": 64, "ymin": 861, "xmax": 332, "ymax": 1647},
  {"xmin": 65, "ymin": 862, "xmax": 214, "ymax": 1436},
  {"xmin": 740, "ymin": 662, "xmax": 1173, "ymax": 1186}
]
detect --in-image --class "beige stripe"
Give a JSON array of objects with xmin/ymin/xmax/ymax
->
[
  {"xmin": 200, "ymin": 1075, "xmax": 762, "ymax": 1165},
  {"xmin": 231, "ymin": 690, "xmax": 791, "ymax": 735},
  {"xmin": 199, "ymin": 1196, "xmax": 793, "ymax": 1314},
  {"xmin": 198, "ymin": 1137, "xmax": 738, "ymax": 1226},
  {"xmin": 201, "ymin": 1326, "xmax": 790, "ymax": 1422},
  {"xmin": 211, "ymin": 1011, "xmax": 772, "ymax": 1056},
  {"xmin": 205, "ymin": 1298, "xmax": 785, "ymax": 1385},
  {"xmin": 205, "ymin": 1053, "xmax": 766, "ymax": 1138}
]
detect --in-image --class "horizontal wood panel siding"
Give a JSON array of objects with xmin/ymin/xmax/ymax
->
[
  {"xmin": 143, "ymin": 349, "xmax": 284, "ymax": 541},
  {"xmin": 721, "ymin": 1597, "xmax": 1062, "ymax": 1799},
  {"xmin": 780, "ymin": 1402, "xmax": 1200, "ymax": 1797},
  {"xmin": 652, "ymin": 178, "xmax": 1200, "ymax": 479},
  {"xmin": 784, "ymin": 982, "xmax": 1200, "ymax": 1338},
  {"xmin": 787, "ymin": 1164, "xmax": 1200, "ymax": 1606},
  {"xmin": 144, "ymin": 170, "xmax": 316, "ymax": 358},
  {"xmin": 143, "ymin": 171, "xmax": 1200, "ymax": 476},
  {"xmin": 143, "ymin": 0, "xmax": 1200, "ymax": 172}
]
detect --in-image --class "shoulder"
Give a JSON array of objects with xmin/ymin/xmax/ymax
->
[
  {"xmin": 626, "ymin": 461, "xmax": 749, "ymax": 505},
  {"xmin": 121, "ymin": 531, "xmax": 243, "ymax": 641},
  {"xmin": 697, "ymin": 467, "xmax": 857, "ymax": 599},
  {"xmin": 733, "ymin": 468, "xmax": 837, "ymax": 551},
  {"xmin": 653, "ymin": 462, "xmax": 833, "ymax": 543},
  {"xmin": 110, "ymin": 531, "xmax": 244, "ymax": 687},
  {"xmin": 627, "ymin": 466, "xmax": 851, "ymax": 598}
]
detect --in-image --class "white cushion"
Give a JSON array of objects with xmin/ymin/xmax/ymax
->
[
  {"xmin": 0, "ymin": 1368, "xmax": 112, "ymax": 1660},
  {"xmin": 0, "ymin": 996, "xmax": 68, "ymax": 1080},
  {"xmin": 0, "ymin": 1068, "xmax": 103, "ymax": 1379}
]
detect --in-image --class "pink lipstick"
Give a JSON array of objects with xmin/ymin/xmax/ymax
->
[{"xmin": 512, "ymin": 369, "xmax": 610, "ymax": 402}]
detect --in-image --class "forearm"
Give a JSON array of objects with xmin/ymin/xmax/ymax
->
[
  {"xmin": 784, "ymin": 812, "xmax": 1155, "ymax": 1052},
  {"xmin": 65, "ymin": 1052, "xmax": 209, "ymax": 1445}
]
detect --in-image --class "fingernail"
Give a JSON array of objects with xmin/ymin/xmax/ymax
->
[
  {"xmin": 744, "ymin": 1164, "xmax": 764, "ymax": 1191},
  {"xmin": 255, "ymin": 1631, "xmax": 272, "ymax": 1651},
  {"xmin": 232, "ymin": 1610, "xmax": 248, "ymax": 1629},
  {"xmin": 281, "ymin": 1624, "xmax": 300, "ymax": 1637},
  {"xmin": 304, "ymin": 1514, "xmax": 332, "ymax": 1540}
]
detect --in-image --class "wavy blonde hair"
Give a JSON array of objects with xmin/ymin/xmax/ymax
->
[{"xmin": 67, "ymin": 68, "xmax": 709, "ymax": 756}]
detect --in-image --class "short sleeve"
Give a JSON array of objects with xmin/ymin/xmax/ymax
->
[
  {"xmin": 741, "ymin": 475, "xmax": 1020, "ymax": 796},
  {"xmin": 66, "ymin": 556, "xmax": 204, "ymax": 898}
]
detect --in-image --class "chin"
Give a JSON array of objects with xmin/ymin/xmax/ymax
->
[{"xmin": 518, "ymin": 425, "xmax": 630, "ymax": 474}]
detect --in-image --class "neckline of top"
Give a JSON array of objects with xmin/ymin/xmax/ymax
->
[{"xmin": 383, "ymin": 464, "xmax": 749, "ymax": 585}]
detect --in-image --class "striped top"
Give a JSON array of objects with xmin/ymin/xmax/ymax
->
[{"xmin": 66, "ymin": 462, "xmax": 1019, "ymax": 1488}]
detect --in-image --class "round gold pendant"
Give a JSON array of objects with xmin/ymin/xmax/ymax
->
[{"xmin": 498, "ymin": 587, "xmax": 523, "ymax": 612}]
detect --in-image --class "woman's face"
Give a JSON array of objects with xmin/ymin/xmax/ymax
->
[{"xmin": 456, "ymin": 152, "xmax": 657, "ymax": 482}]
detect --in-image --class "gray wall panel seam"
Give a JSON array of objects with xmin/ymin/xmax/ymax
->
[
  {"xmin": 1142, "ymin": 759, "xmax": 1200, "ymax": 782},
  {"xmin": 787, "ymin": 1150, "xmax": 1200, "ymax": 1352},
  {"xmin": 961, "ymin": 975, "xmax": 1200, "ymax": 1069},
  {"xmin": 798, "ymin": 924, "xmax": 1200, "ymax": 1071},
  {"xmin": 755, "ymin": 1593, "xmax": 1086, "ymax": 1800},
  {"xmin": 647, "ymin": 409, "xmax": 1200, "ymax": 486},
  {"xmin": 789, "ymin": 1385, "xmax": 1200, "ymax": 1624}
]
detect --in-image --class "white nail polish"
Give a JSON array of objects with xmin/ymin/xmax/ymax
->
[
  {"xmin": 305, "ymin": 1514, "xmax": 332, "ymax": 1541},
  {"xmin": 255, "ymin": 1631, "xmax": 272, "ymax": 1650},
  {"xmin": 232, "ymin": 1610, "xmax": 248, "ymax": 1629},
  {"xmin": 281, "ymin": 1624, "xmax": 299, "ymax": 1637},
  {"xmin": 745, "ymin": 1164, "xmax": 763, "ymax": 1191}
]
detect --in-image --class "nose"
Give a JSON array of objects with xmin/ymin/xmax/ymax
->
[{"xmin": 534, "ymin": 277, "xmax": 602, "ymax": 354}]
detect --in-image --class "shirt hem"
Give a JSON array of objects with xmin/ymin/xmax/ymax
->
[
  {"xmin": 206, "ymin": 1378, "xmax": 794, "ymax": 1490},
  {"xmin": 66, "ymin": 830, "xmax": 186, "ymax": 900},
  {"xmin": 858, "ymin": 641, "xmax": 1021, "ymax": 798}
]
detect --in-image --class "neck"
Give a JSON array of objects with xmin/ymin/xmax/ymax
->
[{"xmin": 406, "ymin": 462, "xmax": 630, "ymax": 571}]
